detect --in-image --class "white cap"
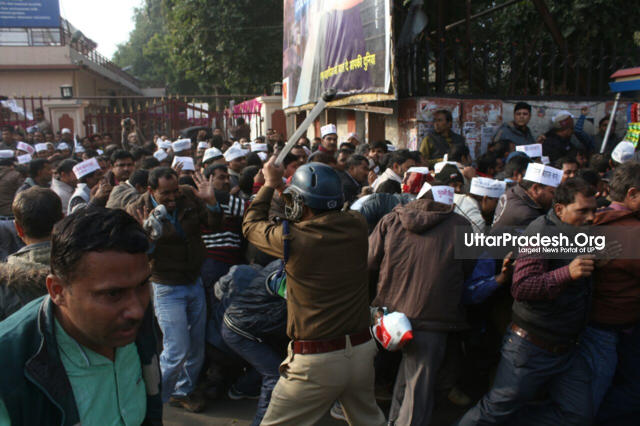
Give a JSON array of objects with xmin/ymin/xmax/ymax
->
[
  {"xmin": 197, "ymin": 141, "xmax": 209, "ymax": 150},
  {"xmin": 153, "ymin": 150, "xmax": 168, "ymax": 162},
  {"xmin": 347, "ymin": 132, "xmax": 359, "ymax": 141},
  {"xmin": 406, "ymin": 166, "xmax": 430, "ymax": 175},
  {"xmin": 611, "ymin": 141, "xmax": 636, "ymax": 164},
  {"xmin": 172, "ymin": 156, "xmax": 195, "ymax": 171},
  {"xmin": 224, "ymin": 143, "xmax": 248, "ymax": 162},
  {"xmin": 338, "ymin": 140, "xmax": 350, "ymax": 149},
  {"xmin": 387, "ymin": 144, "xmax": 397, "ymax": 152},
  {"xmin": 523, "ymin": 163, "xmax": 563, "ymax": 187},
  {"xmin": 257, "ymin": 152, "xmax": 268, "ymax": 162},
  {"xmin": 96, "ymin": 149, "xmax": 104, "ymax": 155},
  {"xmin": 157, "ymin": 140, "xmax": 172, "ymax": 150},
  {"xmin": 35, "ymin": 143, "xmax": 48, "ymax": 152},
  {"xmin": 0, "ymin": 150, "xmax": 14, "ymax": 159},
  {"xmin": 515, "ymin": 143, "xmax": 543, "ymax": 158},
  {"xmin": 470, "ymin": 177, "xmax": 507, "ymax": 198},
  {"xmin": 202, "ymin": 147, "xmax": 223, "ymax": 163},
  {"xmin": 17, "ymin": 154, "xmax": 32, "ymax": 164},
  {"xmin": 172, "ymin": 138, "xmax": 192, "ymax": 153},
  {"xmin": 417, "ymin": 183, "xmax": 454, "ymax": 204},
  {"xmin": 321, "ymin": 124, "xmax": 337, "ymax": 138},
  {"xmin": 552, "ymin": 110, "xmax": 574, "ymax": 127},
  {"xmin": 250, "ymin": 142, "xmax": 268, "ymax": 152},
  {"xmin": 16, "ymin": 142, "xmax": 35, "ymax": 154},
  {"xmin": 73, "ymin": 158, "xmax": 101, "ymax": 179},
  {"xmin": 61, "ymin": 128, "xmax": 72, "ymax": 134},
  {"xmin": 57, "ymin": 142, "xmax": 70, "ymax": 151},
  {"xmin": 74, "ymin": 143, "xmax": 85, "ymax": 153}
]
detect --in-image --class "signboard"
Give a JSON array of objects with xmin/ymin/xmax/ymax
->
[
  {"xmin": 282, "ymin": 0, "xmax": 392, "ymax": 108},
  {"xmin": 0, "ymin": 0, "xmax": 60, "ymax": 28}
]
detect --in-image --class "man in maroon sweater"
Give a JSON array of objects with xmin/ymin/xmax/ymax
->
[{"xmin": 580, "ymin": 161, "xmax": 640, "ymax": 423}]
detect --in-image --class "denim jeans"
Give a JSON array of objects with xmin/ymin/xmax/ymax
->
[
  {"xmin": 200, "ymin": 257, "xmax": 232, "ymax": 289},
  {"xmin": 457, "ymin": 328, "xmax": 591, "ymax": 426},
  {"xmin": 578, "ymin": 326, "xmax": 619, "ymax": 411},
  {"xmin": 221, "ymin": 323, "xmax": 281, "ymax": 426},
  {"xmin": 598, "ymin": 325, "xmax": 640, "ymax": 424},
  {"xmin": 152, "ymin": 278, "xmax": 206, "ymax": 402}
]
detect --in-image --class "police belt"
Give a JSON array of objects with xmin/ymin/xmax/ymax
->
[{"xmin": 293, "ymin": 329, "xmax": 371, "ymax": 355}]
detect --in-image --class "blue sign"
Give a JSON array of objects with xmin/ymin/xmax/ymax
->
[{"xmin": 0, "ymin": 0, "xmax": 61, "ymax": 28}]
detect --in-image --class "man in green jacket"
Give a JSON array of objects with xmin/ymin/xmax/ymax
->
[{"xmin": 0, "ymin": 207, "xmax": 162, "ymax": 426}]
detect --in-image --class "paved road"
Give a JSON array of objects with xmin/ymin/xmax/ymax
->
[
  {"xmin": 164, "ymin": 399, "xmax": 344, "ymax": 426},
  {"xmin": 163, "ymin": 394, "xmax": 471, "ymax": 425}
]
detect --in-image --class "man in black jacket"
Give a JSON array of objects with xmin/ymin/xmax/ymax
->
[
  {"xmin": 458, "ymin": 178, "xmax": 598, "ymax": 425},
  {"xmin": 339, "ymin": 154, "xmax": 369, "ymax": 204}
]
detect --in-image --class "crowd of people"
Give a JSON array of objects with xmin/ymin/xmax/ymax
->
[{"xmin": 0, "ymin": 100, "xmax": 638, "ymax": 426}]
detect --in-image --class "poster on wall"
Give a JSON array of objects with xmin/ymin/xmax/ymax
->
[
  {"xmin": 462, "ymin": 100, "xmax": 502, "ymax": 156},
  {"xmin": 0, "ymin": 0, "xmax": 60, "ymax": 28},
  {"xmin": 282, "ymin": 0, "xmax": 392, "ymax": 108},
  {"xmin": 416, "ymin": 99, "xmax": 462, "ymax": 145}
]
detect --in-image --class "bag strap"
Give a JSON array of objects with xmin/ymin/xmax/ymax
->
[{"xmin": 282, "ymin": 219, "xmax": 290, "ymax": 264}]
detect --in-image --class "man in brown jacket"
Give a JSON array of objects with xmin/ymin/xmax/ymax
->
[
  {"xmin": 0, "ymin": 154, "xmax": 24, "ymax": 260},
  {"xmin": 127, "ymin": 166, "xmax": 222, "ymax": 412},
  {"xmin": 243, "ymin": 159, "xmax": 385, "ymax": 426},
  {"xmin": 369, "ymin": 184, "xmax": 474, "ymax": 426}
]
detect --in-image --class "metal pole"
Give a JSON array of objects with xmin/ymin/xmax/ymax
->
[
  {"xmin": 274, "ymin": 89, "xmax": 336, "ymax": 166},
  {"xmin": 600, "ymin": 92, "xmax": 620, "ymax": 154}
]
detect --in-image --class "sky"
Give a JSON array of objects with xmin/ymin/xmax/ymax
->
[{"xmin": 58, "ymin": 0, "xmax": 142, "ymax": 59}]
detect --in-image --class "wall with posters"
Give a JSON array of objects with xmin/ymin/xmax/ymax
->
[
  {"xmin": 282, "ymin": 0, "xmax": 392, "ymax": 109},
  {"xmin": 397, "ymin": 97, "xmax": 631, "ymax": 158}
]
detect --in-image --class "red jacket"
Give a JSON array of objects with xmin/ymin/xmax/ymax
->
[{"xmin": 591, "ymin": 207, "xmax": 640, "ymax": 326}]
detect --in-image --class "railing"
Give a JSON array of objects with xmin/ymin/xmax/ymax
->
[
  {"xmin": 0, "ymin": 96, "xmax": 262, "ymax": 143},
  {"xmin": 0, "ymin": 17, "xmax": 140, "ymax": 87},
  {"xmin": 83, "ymin": 97, "xmax": 261, "ymax": 142},
  {"xmin": 396, "ymin": 37, "xmax": 640, "ymax": 99}
]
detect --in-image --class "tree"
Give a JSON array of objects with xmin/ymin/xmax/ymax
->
[
  {"xmin": 165, "ymin": 0, "xmax": 283, "ymax": 95},
  {"xmin": 113, "ymin": 0, "xmax": 171, "ymax": 86},
  {"xmin": 113, "ymin": 0, "xmax": 283, "ymax": 95}
]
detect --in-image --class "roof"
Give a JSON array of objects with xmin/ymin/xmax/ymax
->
[{"xmin": 610, "ymin": 67, "xmax": 640, "ymax": 80}]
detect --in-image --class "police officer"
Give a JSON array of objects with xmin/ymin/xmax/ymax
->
[{"xmin": 242, "ymin": 158, "xmax": 385, "ymax": 425}]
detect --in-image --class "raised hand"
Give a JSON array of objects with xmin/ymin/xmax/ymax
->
[
  {"xmin": 133, "ymin": 205, "xmax": 150, "ymax": 226},
  {"xmin": 193, "ymin": 171, "xmax": 217, "ymax": 205}
]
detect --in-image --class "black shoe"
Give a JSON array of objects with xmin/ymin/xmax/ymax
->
[{"xmin": 227, "ymin": 385, "xmax": 260, "ymax": 400}]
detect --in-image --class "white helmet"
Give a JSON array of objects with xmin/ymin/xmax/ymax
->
[{"xmin": 372, "ymin": 311, "xmax": 414, "ymax": 351}]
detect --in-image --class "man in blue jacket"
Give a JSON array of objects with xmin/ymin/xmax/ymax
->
[{"xmin": 0, "ymin": 207, "xmax": 162, "ymax": 426}]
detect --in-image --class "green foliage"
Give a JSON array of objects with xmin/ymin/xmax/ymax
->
[
  {"xmin": 113, "ymin": 0, "xmax": 283, "ymax": 95},
  {"xmin": 113, "ymin": 0, "xmax": 170, "ymax": 86}
]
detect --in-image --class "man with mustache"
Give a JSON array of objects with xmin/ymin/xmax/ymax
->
[{"xmin": 0, "ymin": 207, "xmax": 162, "ymax": 425}]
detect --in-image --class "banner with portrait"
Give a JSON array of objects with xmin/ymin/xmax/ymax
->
[{"xmin": 282, "ymin": 0, "xmax": 392, "ymax": 109}]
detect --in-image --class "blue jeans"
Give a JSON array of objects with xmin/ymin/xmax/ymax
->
[
  {"xmin": 200, "ymin": 257, "xmax": 232, "ymax": 289},
  {"xmin": 152, "ymin": 278, "xmax": 206, "ymax": 402},
  {"xmin": 598, "ymin": 325, "xmax": 640, "ymax": 424},
  {"xmin": 457, "ymin": 328, "xmax": 592, "ymax": 426},
  {"xmin": 578, "ymin": 326, "xmax": 619, "ymax": 411},
  {"xmin": 221, "ymin": 323, "xmax": 281, "ymax": 426}
]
